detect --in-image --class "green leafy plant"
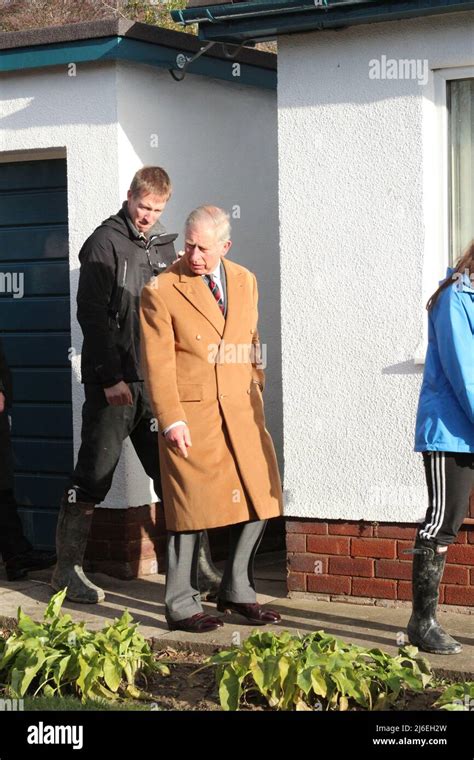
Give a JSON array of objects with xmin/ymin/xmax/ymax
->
[
  {"xmin": 0, "ymin": 589, "xmax": 169, "ymax": 703},
  {"xmin": 202, "ymin": 629, "xmax": 433, "ymax": 711},
  {"xmin": 434, "ymin": 682, "xmax": 474, "ymax": 711}
]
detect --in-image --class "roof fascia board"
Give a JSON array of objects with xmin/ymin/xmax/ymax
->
[{"xmin": 0, "ymin": 35, "xmax": 276, "ymax": 89}]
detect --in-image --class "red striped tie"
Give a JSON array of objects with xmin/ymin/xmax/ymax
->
[{"xmin": 206, "ymin": 274, "xmax": 225, "ymax": 314}]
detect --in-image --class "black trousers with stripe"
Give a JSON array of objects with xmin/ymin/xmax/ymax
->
[{"xmin": 419, "ymin": 452, "xmax": 474, "ymax": 545}]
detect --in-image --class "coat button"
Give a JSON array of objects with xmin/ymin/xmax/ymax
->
[
  {"xmin": 250, "ymin": 328, "xmax": 254, "ymax": 334},
  {"xmin": 219, "ymin": 393, "xmax": 226, "ymax": 399},
  {"xmin": 196, "ymin": 334, "xmax": 201, "ymax": 340},
  {"xmin": 247, "ymin": 389, "xmax": 251, "ymax": 394}
]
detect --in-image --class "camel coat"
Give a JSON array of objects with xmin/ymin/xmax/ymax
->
[{"xmin": 140, "ymin": 256, "xmax": 283, "ymax": 532}]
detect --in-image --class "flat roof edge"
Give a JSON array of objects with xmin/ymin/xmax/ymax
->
[{"xmin": 0, "ymin": 18, "xmax": 276, "ymax": 70}]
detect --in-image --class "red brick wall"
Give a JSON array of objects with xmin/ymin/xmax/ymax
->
[
  {"xmin": 84, "ymin": 503, "xmax": 167, "ymax": 579},
  {"xmin": 84, "ymin": 508, "xmax": 285, "ymax": 580},
  {"xmin": 287, "ymin": 518, "xmax": 474, "ymax": 607}
]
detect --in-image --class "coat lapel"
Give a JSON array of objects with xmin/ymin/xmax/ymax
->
[
  {"xmin": 173, "ymin": 259, "xmax": 225, "ymax": 337},
  {"xmin": 221, "ymin": 258, "xmax": 246, "ymax": 343}
]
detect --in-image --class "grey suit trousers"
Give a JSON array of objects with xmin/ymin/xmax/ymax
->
[{"xmin": 165, "ymin": 519, "xmax": 267, "ymax": 621}]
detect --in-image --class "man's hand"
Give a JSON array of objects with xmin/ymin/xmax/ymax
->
[
  {"xmin": 0, "ymin": 391, "xmax": 5, "ymax": 414},
  {"xmin": 165, "ymin": 423, "xmax": 192, "ymax": 458},
  {"xmin": 104, "ymin": 381, "xmax": 133, "ymax": 406}
]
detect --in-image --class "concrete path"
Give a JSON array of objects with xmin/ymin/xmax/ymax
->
[{"xmin": 0, "ymin": 553, "xmax": 473, "ymax": 679}]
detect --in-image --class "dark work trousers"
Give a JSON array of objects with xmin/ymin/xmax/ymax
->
[
  {"xmin": 0, "ymin": 410, "xmax": 31, "ymax": 560},
  {"xmin": 72, "ymin": 382, "xmax": 162, "ymax": 504},
  {"xmin": 419, "ymin": 451, "xmax": 474, "ymax": 545}
]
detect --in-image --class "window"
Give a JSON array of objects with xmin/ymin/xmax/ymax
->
[{"xmin": 448, "ymin": 78, "xmax": 474, "ymax": 264}]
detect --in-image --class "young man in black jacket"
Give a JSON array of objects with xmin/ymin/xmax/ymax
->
[
  {"xmin": 0, "ymin": 339, "xmax": 56, "ymax": 580},
  {"xmin": 51, "ymin": 167, "xmax": 221, "ymax": 603}
]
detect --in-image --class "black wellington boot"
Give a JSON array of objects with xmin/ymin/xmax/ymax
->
[{"xmin": 407, "ymin": 536, "xmax": 462, "ymax": 655}]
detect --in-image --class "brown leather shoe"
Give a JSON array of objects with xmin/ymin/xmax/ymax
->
[
  {"xmin": 166, "ymin": 612, "xmax": 224, "ymax": 633},
  {"xmin": 217, "ymin": 600, "xmax": 281, "ymax": 625}
]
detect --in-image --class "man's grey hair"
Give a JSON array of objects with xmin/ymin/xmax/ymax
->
[{"xmin": 185, "ymin": 206, "xmax": 231, "ymax": 242}]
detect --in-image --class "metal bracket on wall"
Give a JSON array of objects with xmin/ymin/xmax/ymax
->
[
  {"xmin": 169, "ymin": 41, "xmax": 217, "ymax": 81},
  {"xmin": 169, "ymin": 40, "xmax": 255, "ymax": 81},
  {"xmin": 221, "ymin": 40, "xmax": 256, "ymax": 59}
]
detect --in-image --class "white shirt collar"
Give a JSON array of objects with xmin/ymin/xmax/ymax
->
[
  {"xmin": 203, "ymin": 261, "xmax": 222, "ymax": 281},
  {"xmin": 210, "ymin": 261, "xmax": 221, "ymax": 279}
]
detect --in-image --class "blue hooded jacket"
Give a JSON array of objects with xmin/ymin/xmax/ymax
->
[{"xmin": 415, "ymin": 267, "xmax": 474, "ymax": 452}]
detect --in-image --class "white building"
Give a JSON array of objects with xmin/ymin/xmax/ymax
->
[
  {"xmin": 0, "ymin": 18, "xmax": 280, "ymax": 576},
  {"xmin": 176, "ymin": 0, "xmax": 474, "ymax": 607}
]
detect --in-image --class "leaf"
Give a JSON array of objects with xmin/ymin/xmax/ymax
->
[
  {"xmin": 103, "ymin": 657, "xmax": 122, "ymax": 693},
  {"xmin": 373, "ymin": 692, "xmax": 391, "ymax": 711},
  {"xmin": 296, "ymin": 668, "xmax": 313, "ymax": 696},
  {"xmin": 53, "ymin": 655, "xmax": 72, "ymax": 687},
  {"xmin": 281, "ymin": 660, "xmax": 297, "ymax": 710},
  {"xmin": 11, "ymin": 651, "xmax": 46, "ymax": 697},
  {"xmin": 295, "ymin": 697, "xmax": 313, "ymax": 711},
  {"xmin": 218, "ymin": 668, "xmax": 242, "ymax": 711},
  {"xmin": 76, "ymin": 655, "xmax": 92, "ymax": 697},
  {"xmin": 249, "ymin": 655, "xmax": 278, "ymax": 693},
  {"xmin": 434, "ymin": 682, "xmax": 474, "ymax": 710},
  {"xmin": 123, "ymin": 684, "xmax": 152, "ymax": 700},
  {"xmin": 123, "ymin": 661, "xmax": 134, "ymax": 685},
  {"xmin": 17, "ymin": 609, "xmax": 44, "ymax": 637},
  {"xmin": 332, "ymin": 668, "xmax": 355, "ymax": 697},
  {"xmin": 398, "ymin": 645, "xmax": 420, "ymax": 659},
  {"xmin": 0, "ymin": 638, "xmax": 24, "ymax": 670},
  {"xmin": 268, "ymin": 693, "xmax": 279, "ymax": 708},
  {"xmin": 310, "ymin": 669, "xmax": 328, "ymax": 698},
  {"xmin": 44, "ymin": 589, "xmax": 67, "ymax": 620},
  {"xmin": 88, "ymin": 682, "xmax": 119, "ymax": 701},
  {"xmin": 339, "ymin": 695, "xmax": 349, "ymax": 711},
  {"xmin": 114, "ymin": 610, "xmax": 133, "ymax": 630}
]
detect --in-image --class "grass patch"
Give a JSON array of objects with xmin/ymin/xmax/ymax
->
[{"xmin": 23, "ymin": 695, "xmax": 156, "ymax": 711}]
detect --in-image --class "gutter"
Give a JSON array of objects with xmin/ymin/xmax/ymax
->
[
  {"xmin": 172, "ymin": 0, "xmax": 474, "ymax": 42},
  {"xmin": 172, "ymin": 0, "xmax": 380, "ymax": 25}
]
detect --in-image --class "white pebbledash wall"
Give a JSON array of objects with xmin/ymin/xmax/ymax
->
[
  {"xmin": 115, "ymin": 61, "xmax": 281, "ymax": 507},
  {"xmin": 278, "ymin": 12, "xmax": 474, "ymax": 523},
  {"xmin": 1, "ymin": 59, "xmax": 280, "ymax": 509}
]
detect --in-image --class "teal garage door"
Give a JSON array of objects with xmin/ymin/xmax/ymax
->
[{"xmin": 0, "ymin": 158, "xmax": 72, "ymax": 548}]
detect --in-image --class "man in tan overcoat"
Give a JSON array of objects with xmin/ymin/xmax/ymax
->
[{"xmin": 140, "ymin": 206, "xmax": 283, "ymax": 632}]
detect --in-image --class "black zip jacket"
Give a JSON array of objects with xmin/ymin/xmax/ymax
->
[
  {"xmin": 77, "ymin": 205, "xmax": 177, "ymax": 387},
  {"xmin": 0, "ymin": 338, "xmax": 12, "ymax": 407}
]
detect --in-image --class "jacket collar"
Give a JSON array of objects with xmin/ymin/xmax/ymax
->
[
  {"xmin": 101, "ymin": 205, "xmax": 177, "ymax": 247},
  {"xmin": 174, "ymin": 257, "xmax": 245, "ymax": 338}
]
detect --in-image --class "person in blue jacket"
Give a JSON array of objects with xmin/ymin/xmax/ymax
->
[{"xmin": 409, "ymin": 242, "xmax": 474, "ymax": 655}]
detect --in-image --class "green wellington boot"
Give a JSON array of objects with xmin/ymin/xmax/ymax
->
[{"xmin": 51, "ymin": 496, "xmax": 105, "ymax": 604}]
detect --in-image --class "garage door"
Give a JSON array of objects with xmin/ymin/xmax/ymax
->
[{"xmin": 0, "ymin": 158, "xmax": 72, "ymax": 549}]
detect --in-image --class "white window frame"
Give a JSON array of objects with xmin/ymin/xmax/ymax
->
[{"xmin": 415, "ymin": 64, "xmax": 474, "ymax": 364}]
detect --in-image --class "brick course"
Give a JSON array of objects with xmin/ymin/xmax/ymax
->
[
  {"xmin": 286, "ymin": 516, "xmax": 474, "ymax": 607},
  {"xmin": 85, "ymin": 503, "xmax": 166, "ymax": 579}
]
